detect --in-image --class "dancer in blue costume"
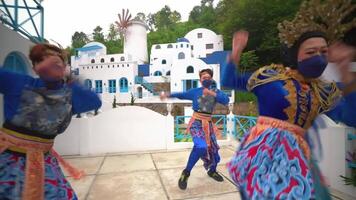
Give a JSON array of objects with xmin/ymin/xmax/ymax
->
[
  {"xmin": 0, "ymin": 43, "xmax": 101, "ymax": 200},
  {"xmin": 160, "ymin": 68, "xmax": 229, "ymax": 190},
  {"xmin": 221, "ymin": 0, "xmax": 356, "ymax": 199}
]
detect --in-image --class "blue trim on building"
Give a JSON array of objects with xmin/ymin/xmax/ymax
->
[
  {"xmin": 76, "ymin": 45, "xmax": 103, "ymax": 52},
  {"xmin": 138, "ymin": 64, "xmax": 150, "ymax": 77},
  {"xmin": 200, "ymin": 51, "xmax": 231, "ymax": 78},
  {"xmin": 177, "ymin": 38, "xmax": 190, "ymax": 43}
]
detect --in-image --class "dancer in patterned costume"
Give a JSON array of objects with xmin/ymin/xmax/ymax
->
[
  {"xmin": 160, "ymin": 68, "xmax": 229, "ymax": 190},
  {"xmin": 221, "ymin": 0, "xmax": 356, "ymax": 199},
  {"xmin": 0, "ymin": 44, "xmax": 102, "ymax": 200}
]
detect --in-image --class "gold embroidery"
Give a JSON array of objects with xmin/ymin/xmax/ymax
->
[
  {"xmin": 246, "ymin": 64, "xmax": 342, "ymax": 129},
  {"xmin": 283, "ymin": 79, "xmax": 298, "ymax": 124},
  {"xmin": 247, "ymin": 64, "xmax": 289, "ymax": 91}
]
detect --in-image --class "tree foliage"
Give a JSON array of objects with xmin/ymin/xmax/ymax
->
[{"xmin": 69, "ymin": 0, "xmax": 304, "ymax": 66}]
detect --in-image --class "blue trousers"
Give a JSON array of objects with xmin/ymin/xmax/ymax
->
[{"xmin": 185, "ymin": 136, "xmax": 220, "ymax": 172}]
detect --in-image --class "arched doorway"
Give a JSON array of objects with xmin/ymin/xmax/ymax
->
[
  {"xmin": 137, "ymin": 87, "xmax": 143, "ymax": 98},
  {"xmin": 2, "ymin": 51, "xmax": 30, "ymax": 75}
]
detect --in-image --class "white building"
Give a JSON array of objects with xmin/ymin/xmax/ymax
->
[{"xmin": 71, "ymin": 20, "xmax": 234, "ymax": 106}]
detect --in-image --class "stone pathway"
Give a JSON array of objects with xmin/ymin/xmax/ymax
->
[
  {"xmin": 63, "ymin": 146, "xmax": 353, "ymax": 200},
  {"xmin": 64, "ymin": 146, "xmax": 240, "ymax": 200}
]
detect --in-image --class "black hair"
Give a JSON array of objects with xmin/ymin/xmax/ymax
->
[{"xmin": 199, "ymin": 68, "xmax": 213, "ymax": 78}]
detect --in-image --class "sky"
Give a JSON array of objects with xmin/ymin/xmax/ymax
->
[{"xmin": 42, "ymin": 0, "xmax": 210, "ymax": 48}]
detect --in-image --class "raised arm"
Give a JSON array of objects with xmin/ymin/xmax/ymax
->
[
  {"xmin": 326, "ymin": 88, "xmax": 356, "ymax": 127},
  {"xmin": 221, "ymin": 61, "xmax": 251, "ymax": 91},
  {"xmin": 0, "ymin": 68, "xmax": 32, "ymax": 95},
  {"xmin": 221, "ymin": 30, "xmax": 252, "ymax": 91},
  {"xmin": 169, "ymin": 89, "xmax": 195, "ymax": 101},
  {"xmin": 71, "ymin": 83, "xmax": 102, "ymax": 114}
]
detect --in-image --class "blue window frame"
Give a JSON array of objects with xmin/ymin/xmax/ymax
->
[
  {"xmin": 183, "ymin": 79, "xmax": 198, "ymax": 91},
  {"xmin": 178, "ymin": 52, "xmax": 185, "ymax": 59},
  {"xmin": 108, "ymin": 79, "xmax": 116, "ymax": 93},
  {"xmin": 95, "ymin": 80, "xmax": 103, "ymax": 93},
  {"xmin": 119, "ymin": 78, "xmax": 128, "ymax": 93},
  {"xmin": 186, "ymin": 66, "xmax": 194, "ymax": 73},
  {"xmin": 154, "ymin": 71, "xmax": 162, "ymax": 76},
  {"xmin": 3, "ymin": 52, "xmax": 29, "ymax": 74},
  {"xmin": 84, "ymin": 79, "xmax": 92, "ymax": 90}
]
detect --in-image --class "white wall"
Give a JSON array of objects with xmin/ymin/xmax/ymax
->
[
  {"xmin": 54, "ymin": 106, "xmax": 233, "ymax": 155},
  {"xmin": 150, "ymin": 41, "xmax": 193, "ymax": 76},
  {"xmin": 312, "ymin": 115, "xmax": 356, "ymax": 198},
  {"xmin": 184, "ymin": 28, "xmax": 223, "ymax": 59},
  {"xmin": 170, "ymin": 58, "xmax": 220, "ymax": 93}
]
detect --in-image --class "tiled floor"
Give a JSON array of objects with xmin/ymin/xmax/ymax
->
[
  {"xmin": 63, "ymin": 146, "xmax": 353, "ymax": 200},
  {"xmin": 63, "ymin": 147, "xmax": 240, "ymax": 200}
]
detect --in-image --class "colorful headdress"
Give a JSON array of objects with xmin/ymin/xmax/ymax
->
[{"xmin": 278, "ymin": 0, "xmax": 356, "ymax": 48}]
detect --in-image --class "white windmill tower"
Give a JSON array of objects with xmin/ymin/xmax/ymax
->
[{"xmin": 116, "ymin": 9, "xmax": 148, "ymax": 64}]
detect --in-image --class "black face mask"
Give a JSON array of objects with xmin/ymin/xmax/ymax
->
[{"xmin": 297, "ymin": 55, "xmax": 328, "ymax": 78}]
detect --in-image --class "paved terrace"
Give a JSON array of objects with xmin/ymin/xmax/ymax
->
[{"xmin": 63, "ymin": 146, "xmax": 353, "ymax": 200}]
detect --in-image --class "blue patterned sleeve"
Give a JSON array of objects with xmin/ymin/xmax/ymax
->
[
  {"xmin": 215, "ymin": 90, "xmax": 229, "ymax": 106},
  {"xmin": 221, "ymin": 61, "xmax": 251, "ymax": 91},
  {"xmin": 71, "ymin": 83, "xmax": 102, "ymax": 114},
  {"xmin": 0, "ymin": 68, "xmax": 30, "ymax": 94},
  {"xmin": 325, "ymin": 92, "xmax": 356, "ymax": 127}
]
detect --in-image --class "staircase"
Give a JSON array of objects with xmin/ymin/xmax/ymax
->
[{"xmin": 134, "ymin": 76, "xmax": 157, "ymax": 95}]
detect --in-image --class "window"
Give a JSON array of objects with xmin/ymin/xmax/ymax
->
[
  {"xmin": 180, "ymin": 44, "xmax": 183, "ymax": 48},
  {"xmin": 110, "ymin": 57, "xmax": 115, "ymax": 62},
  {"xmin": 84, "ymin": 79, "xmax": 92, "ymax": 90},
  {"xmin": 108, "ymin": 79, "xmax": 116, "ymax": 93},
  {"xmin": 120, "ymin": 56, "xmax": 125, "ymax": 61},
  {"xmin": 154, "ymin": 71, "xmax": 162, "ymax": 76},
  {"xmin": 197, "ymin": 33, "xmax": 202, "ymax": 38},
  {"xmin": 186, "ymin": 44, "xmax": 189, "ymax": 48},
  {"xmin": 206, "ymin": 43, "xmax": 214, "ymax": 49},
  {"xmin": 95, "ymin": 80, "xmax": 103, "ymax": 93},
  {"xmin": 162, "ymin": 59, "xmax": 167, "ymax": 64},
  {"xmin": 119, "ymin": 78, "xmax": 128, "ymax": 93},
  {"xmin": 91, "ymin": 59, "xmax": 95, "ymax": 63},
  {"xmin": 100, "ymin": 58, "xmax": 105, "ymax": 63},
  {"xmin": 127, "ymin": 64, "xmax": 129, "ymax": 67},
  {"xmin": 183, "ymin": 80, "xmax": 198, "ymax": 91},
  {"xmin": 166, "ymin": 71, "xmax": 171, "ymax": 76},
  {"xmin": 191, "ymin": 45, "xmax": 194, "ymax": 50},
  {"xmin": 155, "ymin": 45, "xmax": 161, "ymax": 49},
  {"xmin": 178, "ymin": 52, "xmax": 185, "ymax": 59},
  {"xmin": 167, "ymin": 44, "xmax": 173, "ymax": 48},
  {"xmin": 186, "ymin": 66, "xmax": 194, "ymax": 73}
]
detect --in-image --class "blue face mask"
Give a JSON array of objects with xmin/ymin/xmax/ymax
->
[
  {"xmin": 297, "ymin": 55, "xmax": 328, "ymax": 78},
  {"xmin": 202, "ymin": 79, "xmax": 213, "ymax": 88}
]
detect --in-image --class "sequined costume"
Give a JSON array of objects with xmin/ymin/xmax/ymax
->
[{"xmin": 221, "ymin": 62, "xmax": 356, "ymax": 199}]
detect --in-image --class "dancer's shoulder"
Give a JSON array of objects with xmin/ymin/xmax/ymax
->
[{"xmin": 247, "ymin": 64, "xmax": 288, "ymax": 91}]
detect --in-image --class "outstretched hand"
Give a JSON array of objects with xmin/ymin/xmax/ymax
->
[
  {"xmin": 329, "ymin": 42, "xmax": 356, "ymax": 85},
  {"xmin": 230, "ymin": 30, "xmax": 249, "ymax": 65},
  {"xmin": 160, "ymin": 91, "xmax": 170, "ymax": 101}
]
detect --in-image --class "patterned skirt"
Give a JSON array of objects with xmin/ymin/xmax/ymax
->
[
  {"xmin": 0, "ymin": 151, "xmax": 77, "ymax": 200},
  {"xmin": 190, "ymin": 120, "xmax": 220, "ymax": 169},
  {"xmin": 227, "ymin": 116, "xmax": 330, "ymax": 200}
]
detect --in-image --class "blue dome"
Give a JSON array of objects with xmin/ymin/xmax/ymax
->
[{"xmin": 177, "ymin": 38, "xmax": 190, "ymax": 43}]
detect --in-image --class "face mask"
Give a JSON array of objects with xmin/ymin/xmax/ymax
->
[
  {"xmin": 202, "ymin": 79, "xmax": 213, "ymax": 88},
  {"xmin": 297, "ymin": 55, "xmax": 328, "ymax": 78}
]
